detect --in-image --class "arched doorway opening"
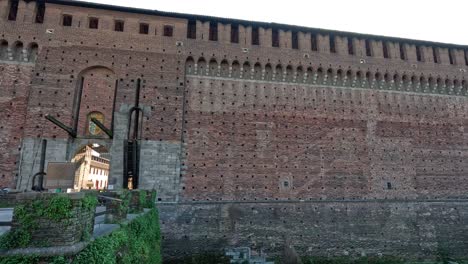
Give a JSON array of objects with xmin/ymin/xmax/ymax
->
[{"xmin": 71, "ymin": 143, "xmax": 111, "ymax": 191}]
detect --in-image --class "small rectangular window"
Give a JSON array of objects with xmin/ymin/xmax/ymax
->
[
  {"xmin": 365, "ymin": 39, "xmax": 372, "ymax": 56},
  {"xmin": 387, "ymin": 182, "xmax": 392, "ymax": 190},
  {"xmin": 448, "ymin": 49, "xmax": 456, "ymax": 65},
  {"xmin": 347, "ymin": 37, "xmax": 354, "ymax": 55},
  {"xmin": 399, "ymin": 43, "xmax": 407, "ymax": 60},
  {"xmin": 329, "ymin": 35, "xmax": 336, "ymax": 53},
  {"xmin": 187, "ymin": 19, "xmax": 196, "ymax": 39},
  {"xmin": 416, "ymin": 45, "xmax": 423, "ymax": 62},
  {"xmin": 139, "ymin": 23, "xmax": 149, "ymax": 34},
  {"xmin": 383, "ymin": 42, "xmax": 390, "ymax": 58},
  {"xmin": 292, "ymin": 31, "xmax": 299, "ymax": 49},
  {"xmin": 251, "ymin": 27, "xmax": 259, "ymax": 45},
  {"xmin": 272, "ymin": 29, "xmax": 279, "ymax": 47},
  {"xmin": 311, "ymin": 33, "xmax": 318, "ymax": 51},
  {"xmin": 35, "ymin": 1, "xmax": 45, "ymax": 24},
  {"xmin": 114, "ymin": 20, "xmax": 124, "ymax": 32},
  {"xmin": 62, "ymin": 14, "xmax": 73, "ymax": 27},
  {"xmin": 230, "ymin": 24, "xmax": 239, "ymax": 43},
  {"xmin": 8, "ymin": 0, "xmax": 19, "ymax": 21},
  {"xmin": 89, "ymin": 17, "xmax": 99, "ymax": 29},
  {"xmin": 433, "ymin": 47, "xmax": 440, "ymax": 63},
  {"xmin": 163, "ymin": 25, "xmax": 174, "ymax": 37},
  {"xmin": 209, "ymin": 21, "xmax": 218, "ymax": 41}
]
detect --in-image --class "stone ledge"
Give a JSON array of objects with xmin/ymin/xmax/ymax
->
[
  {"xmin": 157, "ymin": 198, "xmax": 468, "ymax": 205},
  {"xmin": 0, "ymin": 242, "xmax": 88, "ymax": 257}
]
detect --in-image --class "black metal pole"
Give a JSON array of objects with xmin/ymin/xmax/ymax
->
[
  {"xmin": 38, "ymin": 139, "xmax": 47, "ymax": 190},
  {"xmin": 73, "ymin": 77, "xmax": 84, "ymax": 135},
  {"xmin": 32, "ymin": 139, "xmax": 47, "ymax": 191},
  {"xmin": 133, "ymin": 79, "xmax": 141, "ymax": 140}
]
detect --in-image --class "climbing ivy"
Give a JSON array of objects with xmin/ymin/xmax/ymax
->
[
  {"xmin": 0, "ymin": 194, "xmax": 98, "ymax": 250},
  {"xmin": 81, "ymin": 194, "xmax": 98, "ymax": 212},
  {"xmin": 117, "ymin": 190, "xmax": 130, "ymax": 216},
  {"xmin": 73, "ymin": 207, "xmax": 162, "ymax": 264}
]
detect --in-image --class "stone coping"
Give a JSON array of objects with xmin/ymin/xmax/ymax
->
[
  {"xmin": 0, "ymin": 242, "xmax": 88, "ymax": 257},
  {"xmin": 15, "ymin": 192, "xmax": 86, "ymax": 201}
]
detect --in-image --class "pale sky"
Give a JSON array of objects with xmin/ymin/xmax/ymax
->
[{"xmin": 85, "ymin": 0, "xmax": 467, "ymax": 45}]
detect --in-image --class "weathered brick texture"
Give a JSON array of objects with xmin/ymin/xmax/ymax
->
[{"xmin": 1, "ymin": 0, "xmax": 468, "ymax": 259}]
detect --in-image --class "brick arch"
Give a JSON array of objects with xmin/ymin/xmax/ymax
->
[
  {"xmin": 231, "ymin": 60, "xmax": 240, "ymax": 78},
  {"xmin": 208, "ymin": 58, "xmax": 218, "ymax": 76},
  {"xmin": 461, "ymin": 80, "xmax": 467, "ymax": 95},
  {"xmin": 284, "ymin": 65, "xmax": 293, "ymax": 82},
  {"xmin": 0, "ymin": 40, "xmax": 8, "ymax": 60},
  {"xmin": 75, "ymin": 66, "xmax": 116, "ymax": 137},
  {"xmin": 216, "ymin": 59, "xmax": 228, "ymax": 77},
  {"xmin": 197, "ymin": 57, "xmax": 207, "ymax": 75},
  {"xmin": 275, "ymin": 64, "xmax": 283, "ymax": 81},
  {"xmin": 264, "ymin": 63, "xmax": 273, "ymax": 81},
  {"xmin": 27, "ymin": 42, "xmax": 39, "ymax": 63},
  {"xmin": 295, "ymin": 66, "xmax": 304, "ymax": 83},
  {"xmin": 185, "ymin": 56, "xmax": 195, "ymax": 75},
  {"xmin": 12, "ymin": 40, "xmax": 23, "ymax": 61},
  {"xmin": 242, "ymin": 61, "xmax": 251, "ymax": 79},
  {"xmin": 305, "ymin": 67, "xmax": 314, "ymax": 84},
  {"xmin": 253, "ymin": 62, "xmax": 262, "ymax": 80}
]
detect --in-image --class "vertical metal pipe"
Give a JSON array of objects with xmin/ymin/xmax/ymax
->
[
  {"xmin": 111, "ymin": 79, "xmax": 118, "ymax": 134},
  {"xmin": 73, "ymin": 77, "xmax": 84, "ymax": 134},
  {"xmin": 38, "ymin": 139, "xmax": 47, "ymax": 190},
  {"xmin": 133, "ymin": 79, "xmax": 141, "ymax": 140}
]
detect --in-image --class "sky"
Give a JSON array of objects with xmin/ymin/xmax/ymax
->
[{"xmin": 85, "ymin": 0, "xmax": 467, "ymax": 45}]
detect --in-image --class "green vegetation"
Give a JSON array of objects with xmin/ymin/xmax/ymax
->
[
  {"xmin": 0, "ymin": 194, "xmax": 98, "ymax": 249},
  {"xmin": 73, "ymin": 207, "xmax": 161, "ymax": 264},
  {"xmin": 0, "ymin": 191, "xmax": 160, "ymax": 264}
]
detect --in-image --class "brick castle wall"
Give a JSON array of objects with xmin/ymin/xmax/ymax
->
[{"xmin": 1, "ymin": 0, "xmax": 468, "ymax": 258}]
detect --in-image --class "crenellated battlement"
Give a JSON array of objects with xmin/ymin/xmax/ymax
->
[
  {"xmin": 185, "ymin": 56, "xmax": 468, "ymax": 96},
  {"xmin": 1, "ymin": 0, "xmax": 467, "ymax": 76}
]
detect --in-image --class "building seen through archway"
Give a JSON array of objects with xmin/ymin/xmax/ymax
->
[{"xmin": 72, "ymin": 144, "xmax": 110, "ymax": 190}]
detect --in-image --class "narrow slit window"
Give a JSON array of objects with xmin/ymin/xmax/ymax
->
[
  {"xmin": 89, "ymin": 17, "xmax": 99, "ymax": 29},
  {"xmin": 187, "ymin": 19, "xmax": 196, "ymax": 39},
  {"xmin": 139, "ymin": 23, "xmax": 149, "ymax": 34},
  {"xmin": 329, "ymin": 35, "xmax": 336, "ymax": 53},
  {"xmin": 163, "ymin": 25, "xmax": 174, "ymax": 37},
  {"xmin": 399, "ymin": 43, "xmax": 407, "ymax": 60},
  {"xmin": 383, "ymin": 42, "xmax": 390, "ymax": 58},
  {"xmin": 448, "ymin": 49, "xmax": 456, "ymax": 65},
  {"xmin": 416, "ymin": 45, "xmax": 423, "ymax": 62},
  {"xmin": 347, "ymin": 37, "xmax": 354, "ymax": 55},
  {"xmin": 272, "ymin": 29, "xmax": 279, "ymax": 47},
  {"xmin": 114, "ymin": 20, "xmax": 124, "ymax": 32},
  {"xmin": 311, "ymin": 33, "xmax": 318, "ymax": 51},
  {"xmin": 365, "ymin": 39, "xmax": 372, "ymax": 56},
  {"xmin": 230, "ymin": 24, "xmax": 239, "ymax": 43},
  {"xmin": 35, "ymin": 1, "xmax": 45, "ymax": 24},
  {"xmin": 465, "ymin": 50, "xmax": 468, "ymax": 66},
  {"xmin": 209, "ymin": 21, "xmax": 218, "ymax": 41},
  {"xmin": 251, "ymin": 27, "xmax": 259, "ymax": 45},
  {"xmin": 292, "ymin": 31, "xmax": 299, "ymax": 49},
  {"xmin": 62, "ymin": 14, "xmax": 73, "ymax": 27},
  {"xmin": 387, "ymin": 182, "xmax": 392, "ymax": 190},
  {"xmin": 8, "ymin": 0, "xmax": 19, "ymax": 21},
  {"xmin": 433, "ymin": 47, "xmax": 440, "ymax": 63}
]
